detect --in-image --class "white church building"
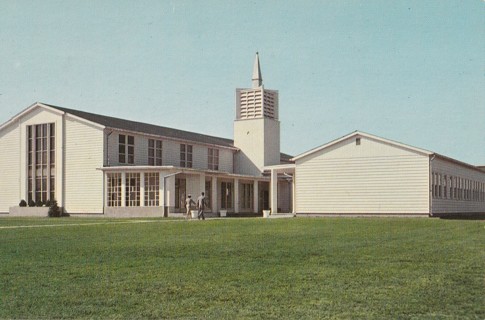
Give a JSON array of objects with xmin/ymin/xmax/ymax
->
[{"xmin": 1, "ymin": 54, "xmax": 484, "ymax": 217}]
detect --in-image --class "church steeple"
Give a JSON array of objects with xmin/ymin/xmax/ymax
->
[
  {"xmin": 236, "ymin": 52, "xmax": 278, "ymax": 121},
  {"xmin": 252, "ymin": 52, "xmax": 263, "ymax": 88},
  {"xmin": 234, "ymin": 53, "xmax": 281, "ymax": 176}
]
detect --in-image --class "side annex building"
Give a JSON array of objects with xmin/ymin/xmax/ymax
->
[{"xmin": 1, "ymin": 54, "xmax": 484, "ymax": 217}]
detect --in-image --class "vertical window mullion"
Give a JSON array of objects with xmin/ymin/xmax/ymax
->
[{"xmin": 46, "ymin": 123, "xmax": 51, "ymax": 200}]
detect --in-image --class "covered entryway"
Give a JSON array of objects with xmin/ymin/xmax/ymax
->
[{"xmin": 264, "ymin": 164, "xmax": 296, "ymax": 214}]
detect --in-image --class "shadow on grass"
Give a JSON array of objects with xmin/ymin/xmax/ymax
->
[{"xmin": 438, "ymin": 213, "xmax": 485, "ymax": 220}]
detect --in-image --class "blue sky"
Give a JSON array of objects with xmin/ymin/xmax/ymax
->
[{"xmin": 1, "ymin": 1, "xmax": 484, "ymax": 164}]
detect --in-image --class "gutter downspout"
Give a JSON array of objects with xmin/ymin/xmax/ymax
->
[
  {"xmin": 106, "ymin": 130, "xmax": 113, "ymax": 167},
  {"xmin": 102, "ymin": 130, "xmax": 113, "ymax": 215}
]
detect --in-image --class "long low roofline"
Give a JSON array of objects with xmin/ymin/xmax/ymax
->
[{"xmin": 97, "ymin": 165, "xmax": 271, "ymax": 180}]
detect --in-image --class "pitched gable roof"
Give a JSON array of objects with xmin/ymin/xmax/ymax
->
[
  {"xmin": 291, "ymin": 130, "xmax": 433, "ymax": 161},
  {"xmin": 43, "ymin": 103, "xmax": 236, "ymax": 149},
  {"xmin": 291, "ymin": 130, "xmax": 485, "ymax": 173}
]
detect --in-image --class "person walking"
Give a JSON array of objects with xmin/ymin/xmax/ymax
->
[
  {"xmin": 185, "ymin": 194, "xmax": 195, "ymax": 220},
  {"xmin": 197, "ymin": 192, "xmax": 207, "ymax": 220}
]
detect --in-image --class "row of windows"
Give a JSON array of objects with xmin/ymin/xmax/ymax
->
[
  {"xmin": 107, "ymin": 172, "xmax": 160, "ymax": 207},
  {"xmin": 432, "ymin": 172, "xmax": 485, "ymax": 202},
  {"xmin": 118, "ymin": 134, "xmax": 220, "ymax": 170},
  {"xmin": 107, "ymin": 173, "xmax": 256, "ymax": 211},
  {"xmin": 107, "ymin": 172, "xmax": 246, "ymax": 209}
]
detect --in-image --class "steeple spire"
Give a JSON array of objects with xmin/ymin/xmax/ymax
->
[{"xmin": 252, "ymin": 52, "xmax": 262, "ymax": 88}]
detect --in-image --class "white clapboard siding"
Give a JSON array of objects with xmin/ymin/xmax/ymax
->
[
  {"xmin": 0, "ymin": 123, "xmax": 21, "ymax": 212},
  {"xmin": 0, "ymin": 105, "xmax": 65, "ymax": 212},
  {"xmin": 431, "ymin": 157, "xmax": 485, "ymax": 214},
  {"xmin": 163, "ymin": 140, "xmax": 180, "ymax": 167},
  {"xmin": 64, "ymin": 116, "xmax": 104, "ymax": 213},
  {"xmin": 295, "ymin": 136, "xmax": 430, "ymax": 214},
  {"xmin": 218, "ymin": 149, "xmax": 233, "ymax": 173},
  {"xmin": 192, "ymin": 144, "xmax": 207, "ymax": 170}
]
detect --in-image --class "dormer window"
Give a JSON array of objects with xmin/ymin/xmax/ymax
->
[{"xmin": 356, "ymin": 138, "xmax": 361, "ymax": 146}]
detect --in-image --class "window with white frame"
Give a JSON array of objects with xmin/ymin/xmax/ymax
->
[
  {"xmin": 180, "ymin": 144, "xmax": 193, "ymax": 168},
  {"xmin": 27, "ymin": 123, "xmax": 55, "ymax": 204},
  {"xmin": 451, "ymin": 176, "xmax": 456, "ymax": 199},
  {"xmin": 438, "ymin": 173, "xmax": 443, "ymax": 198},
  {"xmin": 208, "ymin": 148, "xmax": 219, "ymax": 170},
  {"xmin": 107, "ymin": 173, "xmax": 122, "ymax": 207},
  {"xmin": 144, "ymin": 172, "xmax": 159, "ymax": 206},
  {"xmin": 443, "ymin": 175, "xmax": 448, "ymax": 199},
  {"xmin": 460, "ymin": 178, "xmax": 463, "ymax": 200},
  {"xmin": 126, "ymin": 173, "xmax": 140, "ymax": 206},
  {"xmin": 432, "ymin": 173, "xmax": 438, "ymax": 198},
  {"xmin": 119, "ymin": 134, "xmax": 135, "ymax": 164},
  {"xmin": 148, "ymin": 139, "xmax": 162, "ymax": 166}
]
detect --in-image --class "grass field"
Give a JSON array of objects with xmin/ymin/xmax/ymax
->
[{"xmin": 0, "ymin": 217, "xmax": 483, "ymax": 319}]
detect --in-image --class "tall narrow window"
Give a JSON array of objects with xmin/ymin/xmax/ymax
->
[
  {"xmin": 126, "ymin": 173, "xmax": 140, "ymax": 206},
  {"xmin": 451, "ymin": 176, "xmax": 456, "ymax": 199},
  {"xmin": 27, "ymin": 126, "xmax": 33, "ymax": 203},
  {"xmin": 119, "ymin": 135, "xmax": 126, "ymax": 163},
  {"xmin": 119, "ymin": 134, "xmax": 135, "ymax": 164},
  {"xmin": 241, "ymin": 183, "xmax": 254, "ymax": 210},
  {"xmin": 127, "ymin": 136, "xmax": 134, "ymax": 164},
  {"xmin": 180, "ymin": 144, "xmax": 193, "ymax": 168},
  {"xmin": 208, "ymin": 148, "xmax": 219, "ymax": 170},
  {"xmin": 27, "ymin": 123, "xmax": 55, "ymax": 203},
  {"xmin": 205, "ymin": 180, "xmax": 212, "ymax": 209},
  {"xmin": 148, "ymin": 139, "xmax": 163, "ymax": 166},
  {"xmin": 443, "ymin": 175, "xmax": 448, "ymax": 199},
  {"xmin": 459, "ymin": 178, "xmax": 463, "ymax": 200},
  {"xmin": 432, "ymin": 173, "xmax": 438, "ymax": 198},
  {"xmin": 438, "ymin": 173, "xmax": 443, "ymax": 198},
  {"xmin": 49, "ymin": 123, "xmax": 55, "ymax": 201},
  {"xmin": 221, "ymin": 181, "xmax": 233, "ymax": 209},
  {"xmin": 107, "ymin": 173, "xmax": 122, "ymax": 207},
  {"xmin": 144, "ymin": 172, "xmax": 159, "ymax": 206}
]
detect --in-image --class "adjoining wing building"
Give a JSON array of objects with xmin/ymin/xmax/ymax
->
[{"xmin": 1, "ymin": 54, "xmax": 484, "ymax": 217}]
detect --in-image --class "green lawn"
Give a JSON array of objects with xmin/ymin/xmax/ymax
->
[{"xmin": 0, "ymin": 217, "xmax": 483, "ymax": 319}]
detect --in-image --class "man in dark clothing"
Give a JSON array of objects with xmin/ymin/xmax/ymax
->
[{"xmin": 197, "ymin": 192, "xmax": 207, "ymax": 220}]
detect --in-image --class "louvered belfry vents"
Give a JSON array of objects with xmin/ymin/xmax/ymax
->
[{"xmin": 236, "ymin": 52, "xmax": 279, "ymax": 120}]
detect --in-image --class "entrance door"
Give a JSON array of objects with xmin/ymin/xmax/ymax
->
[
  {"xmin": 175, "ymin": 178, "xmax": 186, "ymax": 211},
  {"xmin": 260, "ymin": 190, "xmax": 269, "ymax": 211}
]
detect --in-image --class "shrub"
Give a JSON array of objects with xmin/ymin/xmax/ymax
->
[
  {"xmin": 35, "ymin": 200, "xmax": 44, "ymax": 207},
  {"xmin": 45, "ymin": 199, "xmax": 52, "ymax": 207},
  {"xmin": 28, "ymin": 200, "xmax": 36, "ymax": 207},
  {"xmin": 19, "ymin": 200, "xmax": 27, "ymax": 207},
  {"xmin": 48, "ymin": 200, "xmax": 61, "ymax": 218}
]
